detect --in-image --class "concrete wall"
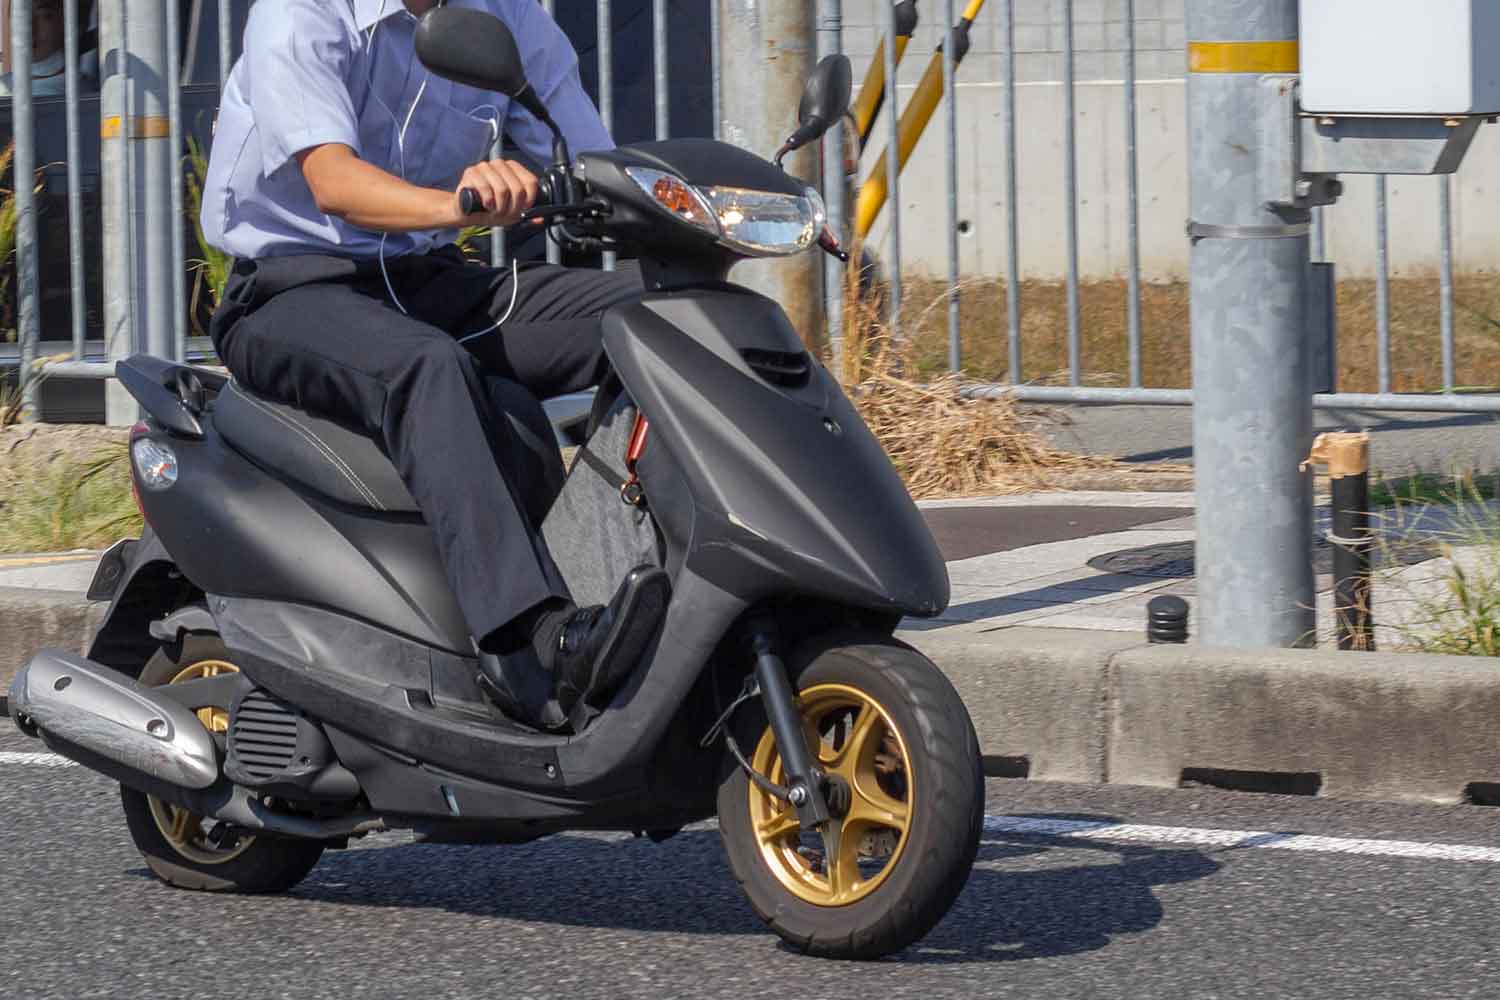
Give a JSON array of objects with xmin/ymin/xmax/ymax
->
[{"xmin": 847, "ymin": 0, "xmax": 1500, "ymax": 281}]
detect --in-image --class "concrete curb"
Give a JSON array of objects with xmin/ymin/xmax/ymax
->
[
  {"xmin": 0, "ymin": 587, "xmax": 105, "ymax": 714},
  {"xmin": 5, "ymin": 581, "xmax": 1497, "ymax": 807},
  {"xmin": 904, "ymin": 626, "xmax": 1500, "ymax": 806}
]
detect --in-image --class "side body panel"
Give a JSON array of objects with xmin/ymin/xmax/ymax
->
[
  {"xmin": 605, "ymin": 287, "xmax": 950, "ymax": 617},
  {"xmin": 134, "ymin": 423, "xmax": 472, "ymax": 653}
]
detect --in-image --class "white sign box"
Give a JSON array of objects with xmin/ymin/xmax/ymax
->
[{"xmin": 1300, "ymin": 0, "xmax": 1500, "ymax": 115}]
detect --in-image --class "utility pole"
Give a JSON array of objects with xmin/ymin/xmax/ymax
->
[
  {"xmin": 100, "ymin": 1, "xmax": 175, "ymax": 425},
  {"xmin": 817, "ymin": 0, "xmax": 846, "ymax": 369},
  {"xmin": 1188, "ymin": 0, "xmax": 1315, "ymax": 647},
  {"xmin": 716, "ymin": 1, "xmax": 824, "ymax": 349}
]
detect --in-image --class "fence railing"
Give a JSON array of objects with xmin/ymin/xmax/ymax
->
[{"xmin": 7, "ymin": 0, "xmax": 1500, "ymax": 422}]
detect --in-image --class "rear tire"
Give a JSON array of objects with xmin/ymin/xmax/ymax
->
[
  {"xmin": 119, "ymin": 632, "xmax": 325, "ymax": 893},
  {"xmin": 717, "ymin": 633, "xmax": 983, "ymax": 959}
]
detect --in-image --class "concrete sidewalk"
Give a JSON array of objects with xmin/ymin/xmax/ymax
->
[{"xmin": 2, "ymin": 490, "xmax": 1488, "ymax": 644}]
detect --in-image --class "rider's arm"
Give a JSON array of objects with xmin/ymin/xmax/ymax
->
[
  {"xmin": 241, "ymin": 0, "xmax": 540, "ymax": 234},
  {"xmin": 297, "ymin": 144, "xmax": 539, "ymax": 232}
]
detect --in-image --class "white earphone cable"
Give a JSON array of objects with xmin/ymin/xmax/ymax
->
[{"xmin": 357, "ymin": 0, "xmax": 520, "ymax": 337}]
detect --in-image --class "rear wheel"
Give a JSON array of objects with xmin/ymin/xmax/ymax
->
[
  {"xmin": 717, "ymin": 635, "xmax": 983, "ymax": 959},
  {"xmin": 119, "ymin": 632, "xmax": 325, "ymax": 893}
]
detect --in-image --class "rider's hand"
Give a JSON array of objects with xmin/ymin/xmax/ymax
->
[{"xmin": 453, "ymin": 159, "xmax": 541, "ymax": 228}]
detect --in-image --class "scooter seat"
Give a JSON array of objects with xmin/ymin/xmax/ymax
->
[{"xmin": 215, "ymin": 381, "xmax": 421, "ymax": 513}]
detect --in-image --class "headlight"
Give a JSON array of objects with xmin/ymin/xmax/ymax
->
[
  {"xmin": 703, "ymin": 185, "xmax": 824, "ymax": 257},
  {"xmin": 627, "ymin": 165, "xmax": 824, "ymax": 258},
  {"xmin": 131, "ymin": 437, "xmax": 178, "ymax": 491},
  {"xmin": 626, "ymin": 166, "xmax": 720, "ymax": 237}
]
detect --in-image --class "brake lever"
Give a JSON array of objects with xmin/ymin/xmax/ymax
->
[
  {"xmin": 520, "ymin": 196, "xmax": 611, "ymax": 226},
  {"xmin": 818, "ymin": 227, "xmax": 851, "ymax": 263}
]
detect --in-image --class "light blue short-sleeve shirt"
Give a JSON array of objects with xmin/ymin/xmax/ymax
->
[{"xmin": 201, "ymin": 0, "xmax": 615, "ymax": 261}]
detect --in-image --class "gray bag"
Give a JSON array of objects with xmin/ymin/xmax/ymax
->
[{"xmin": 541, "ymin": 395, "xmax": 663, "ymax": 607}]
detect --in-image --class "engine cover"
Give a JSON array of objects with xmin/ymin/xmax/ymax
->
[{"xmin": 225, "ymin": 689, "xmax": 360, "ymax": 801}]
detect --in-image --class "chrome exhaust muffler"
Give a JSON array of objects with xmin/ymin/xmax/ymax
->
[{"xmin": 7, "ymin": 649, "xmax": 220, "ymax": 790}]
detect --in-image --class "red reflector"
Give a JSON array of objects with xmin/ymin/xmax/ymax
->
[{"xmin": 130, "ymin": 420, "xmax": 149, "ymax": 439}]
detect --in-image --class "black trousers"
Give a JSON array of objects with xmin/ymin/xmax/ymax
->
[{"xmin": 210, "ymin": 245, "xmax": 645, "ymax": 650}]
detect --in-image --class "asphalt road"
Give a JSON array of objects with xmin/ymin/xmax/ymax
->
[
  {"xmin": 6, "ymin": 721, "xmax": 1500, "ymax": 1000},
  {"xmin": 1031, "ymin": 404, "xmax": 1500, "ymax": 477}
]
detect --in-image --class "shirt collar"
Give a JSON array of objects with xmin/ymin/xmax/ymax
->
[{"xmin": 353, "ymin": 0, "xmax": 421, "ymax": 31}]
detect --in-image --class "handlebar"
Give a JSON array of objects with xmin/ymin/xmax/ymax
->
[{"xmin": 458, "ymin": 173, "xmax": 560, "ymax": 218}]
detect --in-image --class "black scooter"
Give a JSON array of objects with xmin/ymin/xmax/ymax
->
[{"xmin": 8, "ymin": 9, "xmax": 982, "ymax": 960}]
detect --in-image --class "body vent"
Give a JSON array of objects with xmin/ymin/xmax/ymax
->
[
  {"xmin": 227, "ymin": 690, "xmax": 301, "ymax": 781},
  {"xmin": 742, "ymin": 349, "xmax": 812, "ymax": 389}
]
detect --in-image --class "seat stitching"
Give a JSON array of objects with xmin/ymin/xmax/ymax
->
[{"xmin": 236, "ymin": 390, "xmax": 388, "ymax": 511}]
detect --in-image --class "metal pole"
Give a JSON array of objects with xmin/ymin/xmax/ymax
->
[
  {"xmin": 818, "ymin": 0, "xmax": 846, "ymax": 368},
  {"xmin": 710, "ymin": 0, "xmax": 722, "ymax": 139},
  {"xmin": 1124, "ymin": 0, "xmax": 1142, "ymax": 388},
  {"xmin": 1003, "ymin": 0, "xmax": 1021, "ymax": 383},
  {"xmin": 598, "ymin": 0, "xmax": 616, "ymax": 271},
  {"xmin": 217, "ymin": 0, "xmax": 231, "ymax": 90},
  {"xmin": 717, "ymin": 2, "xmax": 822, "ymax": 346},
  {"xmin": 1188, "ymin": 0, "xmax": 1314, "ymax": 648},
  {"xmin": 652, "ymin": 0, "xmax": 668, "ymax": 140},
  {"xmin": 1062, "ymin": 0, "xmax": 1081, "ymax": 385},
  {"xmin": 882, "ymin": 0, "xmax": 903, "ymax": 336},
  {"xmin": 1440, "ymin": 175, "xmax": 1455, "ymax": 392},
  {"xmin": 490, "ymin": 136, "xmax": 507, "ymax": 268},
  {"xmin": 102, "ymin": 0, "xmax": 137, "ymax": 423},
  {"xmin": 943, "ymin": 0, "xmax": 960, "ymax": 371},
  {"xmin": 1375, "ymin": 176, "xmax": 1390, "ymax": 394},
  {"xmin": 132, "ymin": 3, "xmax": 174, "ymax": 369},
  {"xmin": 64, "ymin": 0, "xmax": 86, "ymax": 362},
  {"xmin": 1310, "ymin": 205, "xmax": 1325, "ymax": 261},
  {"xmin": 12, "ymin": 0, "xmax": 38, "ymax": 420},
  {"xmin": 543, "ymin": 0, "xmax": 560, "ymax": 265},
  {"xmin": 167, "ymin": 0, "xmax": 187, "ymax": 363}
]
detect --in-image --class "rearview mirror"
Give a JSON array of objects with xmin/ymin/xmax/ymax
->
[
  {"xmin": 415, "ymin": 8, "xmax": 529, "ymax": 97},
  {"xmin": 415, "ymin": 8, "xmax": 561, "ymax": 152},
  {"xmin": 775, "ymin": 55, "xmax": 854, "ymax": 166}
]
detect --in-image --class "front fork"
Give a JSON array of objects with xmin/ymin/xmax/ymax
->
[{"xmin": 747, "ymin": 623, "xmax": 832, "ymax": 828}]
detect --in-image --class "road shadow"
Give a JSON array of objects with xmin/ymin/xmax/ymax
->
[{"xmin": 270, "ymin": 812, "xmax": 1220, "ymax": 964}]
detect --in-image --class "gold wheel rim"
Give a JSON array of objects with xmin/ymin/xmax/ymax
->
[
  {"xmin": 146, "ymin": 660, "xmax": 255, "ymax": 866},
  {"xmin": 748, "ymin": 684, "xmax": 914, "ymax": 908}
]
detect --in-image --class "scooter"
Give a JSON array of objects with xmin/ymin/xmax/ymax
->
[{"xmin": 7, "ymin": 8, "xmax": 982, "ymax": 960}]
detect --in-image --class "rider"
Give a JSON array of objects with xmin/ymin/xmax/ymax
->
[{"xmin": 202, "ymin": 0, "xmax": 666, "ymax": 728}]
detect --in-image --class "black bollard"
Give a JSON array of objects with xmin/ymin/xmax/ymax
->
[
  {"xmin": 1147, "ymin": 596, "xmax": 1190, "ymax": 644},
  {"xmin": 1307, "ymin": 433, "xmax": 1375, "ymax": 651}
]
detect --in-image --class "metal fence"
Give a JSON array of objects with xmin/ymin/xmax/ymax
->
[{"xmin": 8, "ymin": 0, "xmax": 1500, "ymax": 422}]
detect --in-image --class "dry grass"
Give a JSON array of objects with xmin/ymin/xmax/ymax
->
[
  {"xmin": 0, "ymin": 438, "xmax": 141, "ymax": 553},
  {"xmin": 899, "ymin": 274, "xmax": 1500, "ymax": 393},
  {"xmin": 836, "ymin": 254, "xmax": 1117, "ymax": 499}
]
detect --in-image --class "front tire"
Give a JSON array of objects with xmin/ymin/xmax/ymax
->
[
  {"xmin": 119, "ymin": 632, "xmax": 325, "ymax": 893},
  {"xmin": 717, "ymin": 634, "xmax": 983, "ymax": 959}
]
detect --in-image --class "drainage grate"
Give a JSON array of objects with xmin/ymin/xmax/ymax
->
[{"xmin": 1180, "ymin": 768, "xmax": 1323, "ymax": 797}]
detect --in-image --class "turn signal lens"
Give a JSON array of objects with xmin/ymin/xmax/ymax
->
[
  {"xmin": 625, "ymin": 166, "xmax": 720, "ymax": 237},
  {"xmin": 131, "ymin": 437, "xmax": 179, "ymax": 492}
]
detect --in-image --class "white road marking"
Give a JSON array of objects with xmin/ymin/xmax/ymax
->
[
  {"xmin": 3, "ymin": 747, "xmax": 1498, "ymax": 864},
  {"xmin": 986, "ymin": 816, "xmax": 1500, "ymax": 864},
  {"xmin": 0, "ymin": 751, "xmax": 78, "ymax": 768}
]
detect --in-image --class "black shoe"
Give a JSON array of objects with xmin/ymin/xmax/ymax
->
[{"xmin": 552, "ymin": 566, "xmax": 671, "ymax": 723}]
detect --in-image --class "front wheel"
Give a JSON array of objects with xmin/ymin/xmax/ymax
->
[{"xmin": 717, "ymin": 635, "xmax": 983, "ymax": 959}]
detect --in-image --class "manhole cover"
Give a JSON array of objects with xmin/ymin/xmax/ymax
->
[
  {"xmin": 1088, "ymin": 538, "xmax": 1442, "ymax": 580},
  {"xmin": 1089, "ymin": 541, "xmax": 1196, "ymax": 579}
]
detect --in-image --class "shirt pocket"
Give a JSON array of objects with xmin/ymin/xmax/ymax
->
[{"xmin": 407, "ymin": 99, "xmax": 503, "ymax": 191}]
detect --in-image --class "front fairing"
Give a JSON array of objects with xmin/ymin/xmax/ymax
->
[{"xmin": 606, "ymin": 288, "xmax": 949, "ymax": 618}]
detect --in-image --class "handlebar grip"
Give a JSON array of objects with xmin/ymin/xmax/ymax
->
[{"xmin": 460, "ymin": 188, "xmax": 486, "ymax": 216}]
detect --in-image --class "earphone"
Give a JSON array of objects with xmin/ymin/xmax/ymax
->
[{"xmin": 355, "ymin": 0, "xmax": 520, "ymax": 338}]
